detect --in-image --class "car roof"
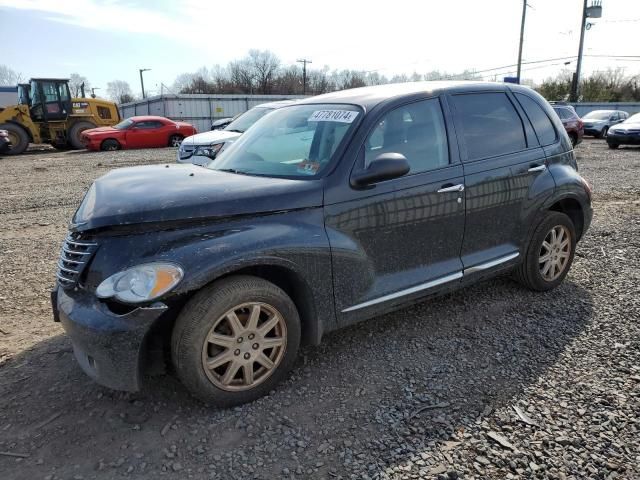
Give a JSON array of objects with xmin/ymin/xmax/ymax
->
[
  {"xmin": 127, "ymin": 116, "xmax": 173, "ymax": 122},
  {"xmin": 295, "ymin": 81, "xmax": 534, "ymax": 110}
]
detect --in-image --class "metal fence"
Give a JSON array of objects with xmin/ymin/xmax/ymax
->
[
  {"xmin": 118, "ymin": 94, "xmax": 305, "ymax": 133},
  {"xmin": 568, "ymin": 102, "xmax": 640, "ymax": 116},
  {"xmin": 118, "ymin": 94, "xmax": 640, "ymax": 133}
]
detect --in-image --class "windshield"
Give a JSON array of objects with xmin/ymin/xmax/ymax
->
[
  {"xmin": 583, "ymin": 111, "xmax": 613, "ymax": 120},
  {"xmin": 624, "ymin": 113, "xmax": 640, "ymax": 123},
  {"xmin": 210, "ymin": 104, "xmax": 361, "ymax": 179},
  {"xmin": 113, "ymin": 118, "xmax": 135, "ymax": 130},
  {"xmin": 224, "ymin": 107, "xmax": 273, "ymax": 133}
]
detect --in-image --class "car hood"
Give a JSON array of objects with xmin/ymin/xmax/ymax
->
[
  {"xmin": 71, "ymin": 164, "xmax": 323, "ymax": 232},
  {"xmin": 181, "ymin": 129, "xmax": 241, "ymax": 147},
  {"xmin": 610, "ymin": 121, "xmax": 640, "ymax": 131},
  {"xmin": 84, "ymin": 126, "xmax": 117, "ymax": 135}
]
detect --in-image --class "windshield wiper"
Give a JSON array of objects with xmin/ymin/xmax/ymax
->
[
  {"xmin": 225, "ymin": 129, "xmax": 244, "ymax": 133},
  {"xmin": 216, "ymin": 168, "xmax": 250, "ymax": 175}
]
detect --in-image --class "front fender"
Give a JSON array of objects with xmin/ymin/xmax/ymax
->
[{"xmin": 84, "ymin": 208, "xmax": 336, "ymax": 343}]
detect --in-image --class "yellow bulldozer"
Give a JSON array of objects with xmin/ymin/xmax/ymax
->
[{"xmin": 0, "ymin": 78, "xmax": 120, "ymax": 155}]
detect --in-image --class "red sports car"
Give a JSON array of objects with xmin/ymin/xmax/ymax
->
[{"xmin": 81, "ymin": 116, "xmax": 197, "ymax": 151}]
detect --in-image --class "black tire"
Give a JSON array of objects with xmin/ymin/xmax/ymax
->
[
  {"xmin": 569, "ymin": 133, "xmax": 577, "ymax": 147},
  {"xmin": 171, "ymin": 275, "xmax": 301, "ymax": 407},
  {"xmin": 100, "ymin": 139, "xmax": 121, "ymax": 151},
  {"xmin": 0, "ymin": 123, "xmax": 29, "ymax": 155},
  {"xmin": 68, "ymin": 121, "xmax": 97, "ymax": 149},
  {"xmin": 596, "ymin": 126, "xmax": 608, "ymax": 139},
  {"xmin": 514, "ymin": 212, "xmax": 576, "ymax": 292},
  {"xmin": 607, "ymin": 142, "xmax": 619, "ymax": 149},
  {"xmin": 168, "ymin": 134, "xmax": 184, "ymax": 147}
]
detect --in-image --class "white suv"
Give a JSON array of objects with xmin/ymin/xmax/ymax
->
[{"xmin": 177, "ymin": 100, "xmax": 298, "ymax": 166}]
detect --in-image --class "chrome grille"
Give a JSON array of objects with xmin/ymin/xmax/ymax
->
[{"xmin": 56, "ymin": 233, "xmax": 98, "ymax": 288}]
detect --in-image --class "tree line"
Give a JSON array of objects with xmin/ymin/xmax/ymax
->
[{"xmin": 2, "ymin": 54, "xmax": 640, "ymax": 104}]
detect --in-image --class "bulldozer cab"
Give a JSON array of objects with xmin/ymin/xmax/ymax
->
[
  {"xmin": 29, "ymin": 78, "xmax": 72, "ymax": 122},
  {"xmin": 17, "ymin": 83, "xmax": 31, "ymax": 105}
]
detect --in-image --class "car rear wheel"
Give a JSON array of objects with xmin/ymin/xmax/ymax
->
[
  {"xmin": 169, "ymin": 134, "xmax": 184, "ymax": 147},
  {"xmin": 0, "ymin": 123, "xmax": 29, "ymax": 155},
  {"xmin": 569, "ymin": 133, "xmax": 577, "ymax": 147},
  {"xmin": 100, "ymin": 139, "xmax": 121, "ymax": 151},
  {"xmin": 68, "ymin": 121, "xmax": 97, "ymax": 149},
  {"xmin": 171, "ymin": 275, "xmax": 301, "ymax": 407},
  {"xmin": 514, "ymin": 212, "xmax": 576, "ymax": 291}
]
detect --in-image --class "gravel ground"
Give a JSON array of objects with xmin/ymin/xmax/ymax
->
[{"xmin": 0, "ymin": 140, "xmax": 638, "ymax": 480}]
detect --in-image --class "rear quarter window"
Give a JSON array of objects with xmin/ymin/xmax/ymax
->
[
  {"xmin": 450, "ymin": 92, "xmax": 527, "ymax": 161},
  {"xmin": 515, "ymin": 93, "xmax": 557, "ymax": 146}
]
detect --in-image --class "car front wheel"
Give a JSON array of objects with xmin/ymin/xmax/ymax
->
[
  {"xmin": 171, "ymin": 275, "xmax": 301, "ymax": 407},
  {"xmin": 514, "ymin": 212, "xmax": 576, "ymax": 291}
]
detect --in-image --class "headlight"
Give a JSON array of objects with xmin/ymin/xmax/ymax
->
[
  {"xmin": 194, "ymin": 142, "xmax": 224, "ymax": 159},
  {"xmin": 96, "ymin": 262, "xmax": 183, "ymax": 304}
]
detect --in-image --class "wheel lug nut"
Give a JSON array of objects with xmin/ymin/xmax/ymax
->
[
  {"xmin": 252, "ymin": 343, "xmax": 259, "ymax": 350},
  {"xmin": 248, "ymin": 333, "xmax": 255, "ymax": 340},
  {"xmin": 237, "ymin": 337, "xmax": 243, "ymax": 343},
  {"xmin": 244, "ymin": 353, "xmax": 250, "ymax": 360},
  {"xmin": 234, "ymin": 349, "xmax": 240, "ymax": 356}
]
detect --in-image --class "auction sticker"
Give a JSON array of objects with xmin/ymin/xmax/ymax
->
[
  {"xmin": 297, "ymin": 160, "xmax": 320, "ymax": 175},
  {"xmin": 309, "ymin": 110, "xmax": 359, "ymax": 123}
]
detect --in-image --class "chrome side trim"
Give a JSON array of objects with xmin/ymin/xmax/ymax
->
[
  {"xmin": 62, "ymin": 246, "xmax": 91, "ymax": 256},
  {"xmin": 528, "ymin": 165, "xmax": 547, "ymax": 173},
  {"xmin": 341, "ymin": 272, "xmax": 463, "ymax": 313},
  {"xmin": 464, "ymin": 252, "xmax": 520, "ymax": 274}
]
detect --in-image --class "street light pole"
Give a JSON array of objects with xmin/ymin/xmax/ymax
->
[
  {"xmin": 139, "ymin": 68, "xmax": 151, "ymax": 99},
  {"xmin": 516, "ymin": 0, "xmax": 528, "ymax": 83},
  {"xmin": 570, "ymin": 0, "xmax": 588, "ymax": 102},
  {"xmin": 297, "ymin": 59, "xmax": 312, "ymax": 95}
]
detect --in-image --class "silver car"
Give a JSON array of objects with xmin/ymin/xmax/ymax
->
[
  {"xmin": 177, "ymin": 100, "xmax": 298, "ymax": 166},
  {"xmin": 582, "ymin": 110, "xmax": 628, "ymax": 138}
]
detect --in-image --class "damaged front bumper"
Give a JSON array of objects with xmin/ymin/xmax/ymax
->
[{"xmin": 53, "ymin": 286, "xmax": 168, "ymax": 391}]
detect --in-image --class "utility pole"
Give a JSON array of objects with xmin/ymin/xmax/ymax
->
[
  {"xmin": 139, "ymin": 68, "xmax": 151, "ymax": 99},
  {"xmin": 516, "ymin": 0, "xmax": 528, "ymax": 83},
  {"xmin": 297, "ymin": 59, "xmax": 312, "ymax": 95},
  {"xmin": 570, "ymin": 0, "xmax": 588, "ymax": 102},
  {"xmin": 571, "ymin": 0, "xmax": 602, "ymax": 102}
]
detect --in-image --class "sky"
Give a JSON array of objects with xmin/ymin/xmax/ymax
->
[{"xmin": 1, "ymin": 0, "xmax": 639, "ymax": 97}]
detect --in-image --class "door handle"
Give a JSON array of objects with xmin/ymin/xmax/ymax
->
[
  {"xmin": 528, "ymin": 165, "xmax": 547, "ymax": 173},
  {"xmin": 437, "ymin": 184, "xmax": 465, "ymax": 193}
]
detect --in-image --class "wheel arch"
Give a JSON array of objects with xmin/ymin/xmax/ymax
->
[{"xmin": 548, "ymin": 197, "xmax": 585, "ymax": 241}]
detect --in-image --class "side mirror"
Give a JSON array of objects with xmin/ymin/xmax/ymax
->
[{"xmin": 351, "ymin": 152, "xmax": 410, "ymax": 187}]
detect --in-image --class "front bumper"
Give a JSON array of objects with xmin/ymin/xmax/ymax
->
[
  {"xmin": 583, "ymin": 127, "xmax": 605, "ymax": 136},
  {"xmin": 607, "ymin": 132, "xmax": 640, "ymax": 145},
  {"xmin": 54, "ymin": 286, "xmax": 168, "ymax": 391}
]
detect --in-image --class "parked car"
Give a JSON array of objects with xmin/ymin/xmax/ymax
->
[
  {"xmin": 551, "ymin": 104, "xmax": 583, "ymax": 146},
  {"xmin": 81, "ymin": 116, "xmax": 197, "ymax": 151},
  {"xmin": 0, "ymin": 129, "xmax": 11, "ymax": 154},
  {"xmin": 53, "ymin": 82, "xmax": 593, "ymax": 407},
  {"xmin": 178, "ymin": 100, "xmax": 298, "ymax": 166},
  {"xmin": 581, "ymin": 109, "xmax": 628, "ymax": 138},
  {"xmin": 606, "ymin": 112, "xmax": 640, "ymax": 149},
  {"xmin": 211, "ymin": 117, "xmax": 233, "ymax": 130}
]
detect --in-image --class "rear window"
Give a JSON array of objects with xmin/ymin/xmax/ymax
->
[
  {"xmin": 451, "ymin": 92, "xmax": 526, "ymax": 161},
  {"xmin": 516, "ymin": 93, "xmax": 557, "ymax": 146}
]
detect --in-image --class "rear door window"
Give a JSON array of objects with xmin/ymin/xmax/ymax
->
[
  {"xmin": 515, "ymin": 93, "xmax": 557, "ymax": 146},
  {"xmin": 450, "ymin": 92, "xmax": 526, "ymax": 161}
]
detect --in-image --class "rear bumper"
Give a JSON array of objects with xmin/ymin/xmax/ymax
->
[{"xmin": 54, "ymin": 286, "xmax": 168, "ymax": 391}]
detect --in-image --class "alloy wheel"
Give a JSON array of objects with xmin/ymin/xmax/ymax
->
[
  {"xmin": 539, "ymin": 225, "xmax": 572, "ymax": 282},
  {"xmin": 170, "ymin": 137, "xmax": 182, "ymax": 147},
  {"xmin": 201, "ymin": 302, "xmax": 287, "ymax": 392}
]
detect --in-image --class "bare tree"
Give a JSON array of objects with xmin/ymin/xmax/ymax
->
[
  {"xmin": 249, "ymin": 50, "xmax": 280, "ymax": 94},
  {"xmin": 69, "ymin": 73, "xmax": 91, "ymax": 97},
  {"xmin": 0, "ymin": 65, "xmax": 23, "ymax": 85},
  {"xmin": 106, "ymin": 80, "xmax": 135, "ymax": 104},
  {"xmin": 228, "ymin": 59, "xmax": 255, "ymax": 94}
]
